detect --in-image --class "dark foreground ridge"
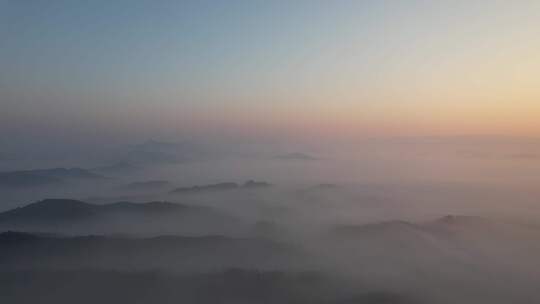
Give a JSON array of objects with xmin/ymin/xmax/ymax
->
[
  {"xmin": 0, "ymin": 269, "xmax": 418, "ymax": 304},
  {"xmin": 0, "ymin": 231, "xmax": 304, "ymax": 272}
]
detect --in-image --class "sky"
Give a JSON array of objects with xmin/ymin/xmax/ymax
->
[{"xmin": 1, "ymin": 0, "xmax": 540, "ymax": 145}]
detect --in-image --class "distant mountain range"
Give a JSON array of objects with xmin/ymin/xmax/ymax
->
[
  {"xmin": 171, "ymin": 180, "xmax": 271, "ymax": 194},
  {"xmin": 0, "ymin": 168, "xmax": 105, "ymax": 188},
  {"xmin": 0, "ymin": 199, "xmax": 182, "ymax": 222},
  {"xmin": 331, "ymin": 215, "xmax": 500, "ymax": 238},
  {"xmin": 330, "ymin": 215, "xmax": 527, "ymax": 248},
  {"xmin": 0, "ymin": 199, "xmax": 243, "ymax": 236}
]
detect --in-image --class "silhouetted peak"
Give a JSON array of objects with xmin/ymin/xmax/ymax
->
[{"xmin": 0, "ymin": 199, "xmax": 99, "ymax": 221}]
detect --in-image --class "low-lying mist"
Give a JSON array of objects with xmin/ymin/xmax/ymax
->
[{"xmin": 2, "ymin": 137, "xmax": 540, "ymax": 303}]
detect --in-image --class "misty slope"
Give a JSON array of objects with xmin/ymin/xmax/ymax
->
[
  {"xmin": 0, "ymin": 231, "xmax": 308, "ymax": 272},
  {"xmin": 320, "ymin": 215, "xmax": 540, "ymax": 303},
  {"xmin": 0, "ymin": 199, "xmax": 245, "ymax": 236},
  {"xmin": 329, "ymin": 215, "xmax": 540, "ymax": 268},
  {"xmin": 332, "ymin": 215, "xmax": 540, "ymax": 251}
]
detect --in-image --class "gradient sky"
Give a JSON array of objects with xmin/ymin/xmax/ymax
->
[{"xmin": 1, "ymin": 0, "xmax": 540, "ymax": 144}]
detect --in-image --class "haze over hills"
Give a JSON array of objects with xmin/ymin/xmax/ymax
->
[
  {"xmin": 2, "ymin": 181, "xmax": 540, "ymax": 303},
  {"xmin": 3, "ymin": 200, "xmax": 540, "ymax": 303},
  {"xmin": 323, "ymin": 215, "xmax": 540, "ymax": 293},
  {"xmin": 171, "ymin": 180, "xmax": 272, "ymax": 194},
  {"xmin": 0, "ymin": 199, "xmax": 245, "ymax": 236},
  {"xmin": 0, "ymin": 168, "xmax": 105, "ymax": 188},
  {"xmin": 3, "ymin": 0, "xmax": 540, "ymax": 303}
]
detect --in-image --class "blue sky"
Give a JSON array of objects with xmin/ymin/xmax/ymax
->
[{"xmin": 1, "ymin": 0, "xmax": 540, "ymax": 144}]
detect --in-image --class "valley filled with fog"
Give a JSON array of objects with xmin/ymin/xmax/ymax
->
[
  {"xmin": 4, "ymin": 1, "xmax": 540, "ymax": 302},
  {"xmin": 2, "ymin": 138, "xmax": 540, "ymax": 304}
]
